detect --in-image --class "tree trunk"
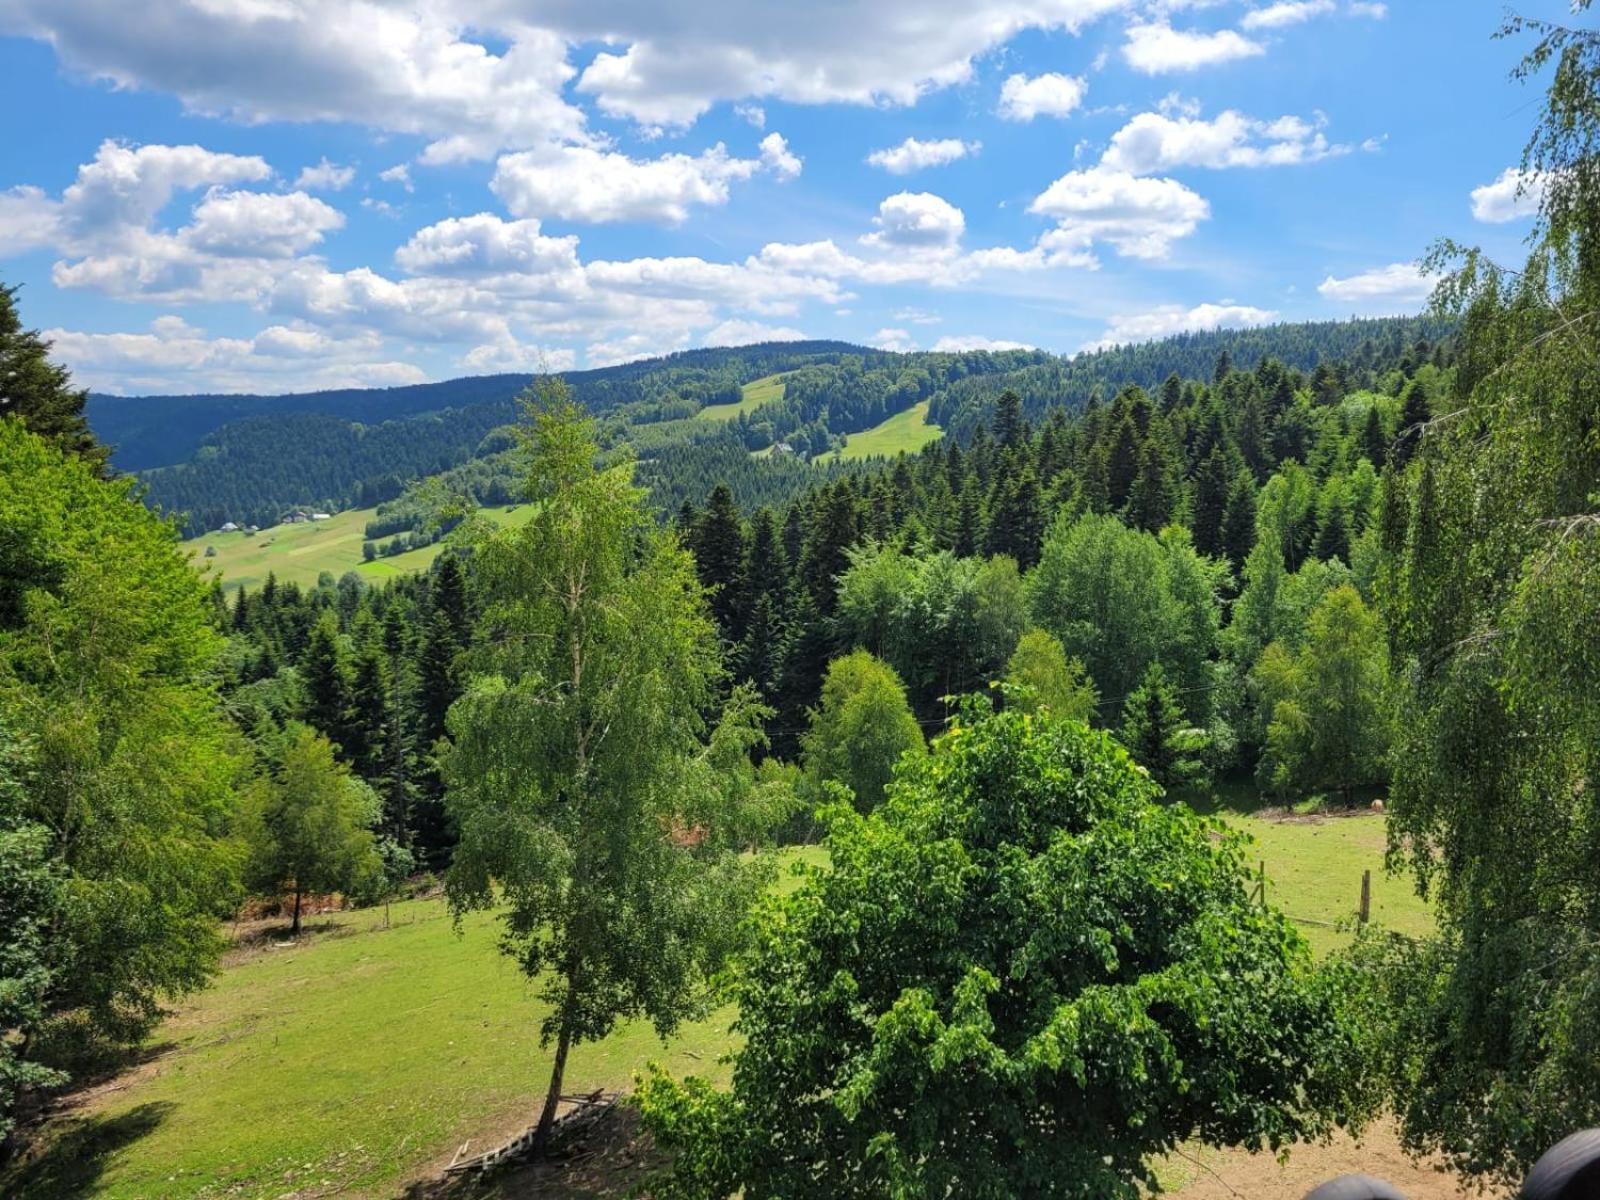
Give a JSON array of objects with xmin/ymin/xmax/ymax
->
[
  {"xmin": 534, "ymin": 966, "xmax": 582, "ymax": 1148},
  {"xmin": 292, "ymin": 888, "xmax": 303, "ymax": 935}
]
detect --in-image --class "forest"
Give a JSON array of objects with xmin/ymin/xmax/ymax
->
[{"xmin": 3, "ymin": 9, "xmax": 1600, "ymax": 1199}]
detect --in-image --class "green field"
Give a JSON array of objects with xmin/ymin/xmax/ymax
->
[
  {"xmin": 829, "ymin": 399, "xmax": 943, "ymax": 461},
  {"xmin": 182, "ymin": 503, "xmax": 537, "ymax": 592},
  {"xmin": 4, "ymin": 808, "xmax": 1429, "ymax": 1199},
  {"xmin": 694, "ymin": 372, "xmax": 788, "ymax": 422}
]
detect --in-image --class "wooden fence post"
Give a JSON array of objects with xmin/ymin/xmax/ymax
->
[{"xmin": 1359, "ymin": 869, "xmax": 1371, "ymax": 925}]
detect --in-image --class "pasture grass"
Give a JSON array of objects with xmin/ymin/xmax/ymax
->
[
  {"xmin": 694, "ymin": 373, "xmax": 788, "ymax": 422},
  {"xmin": 828, "ymin": 399, "xmax": 942, "ymax": 461},
  {"xmin": 4, "ymin": 793, "xmax": 1426, "ymax": 1198},
  {"xmin": 181, "ymin": 503, "xmax": 537, "ymax": 592}
]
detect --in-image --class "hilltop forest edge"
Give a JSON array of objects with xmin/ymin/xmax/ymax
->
[{"xmin": 3, "ymin": 8, "xmax": 1600, "ymax": 1194}]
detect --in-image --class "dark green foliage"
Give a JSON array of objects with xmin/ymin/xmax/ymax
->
[
  {"xmin": 0, "ymin": 283, "xmax": 106, "ymax": 474},
  {"xmin": 639, "ymin": 702, "xmax": 1376, "ymax": 1198},
  {"xmin": 692, "ymin": 484, "xmax": 747, "ymax": 635},
  {"xmin": 1118, "ymin": 661, "xmax": 1207, "ymax": 789}
]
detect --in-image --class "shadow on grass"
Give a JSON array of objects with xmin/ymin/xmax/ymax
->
[{"xmin": 1, "ymin": 1102, "xmax": 173, "ymax": 1200}]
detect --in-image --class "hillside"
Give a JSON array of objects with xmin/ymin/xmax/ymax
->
[
  {"xmin": 184, "ymin": 502, "xmax": 537, "ymax": 591},
  {"xmin": 94, "ymin": 319, "xmax": 1444, "ymax": 539}
]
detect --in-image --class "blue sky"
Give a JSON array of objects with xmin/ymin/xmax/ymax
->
[{"xmin": 0, "ymin": 0, "xmax": 1572, "ymax": 394}]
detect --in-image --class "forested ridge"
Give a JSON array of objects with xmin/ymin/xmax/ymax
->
[{"xmin": 107, "ymin": 316, "xmax": 1437, "ymax": 538}]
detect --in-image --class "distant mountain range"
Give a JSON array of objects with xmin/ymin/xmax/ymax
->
[{"xmin": 87, "ymin": 321, "xmax": 1447, "ymax": 539}]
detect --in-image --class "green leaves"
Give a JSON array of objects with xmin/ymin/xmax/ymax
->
[{"xmin": 641, "ymin": 703, "xmax": 1375, "ymax": 1198}]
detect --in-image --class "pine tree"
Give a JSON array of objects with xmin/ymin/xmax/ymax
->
[
  {"xmin": 734, "ymin": 591, "xmax": 784, "ymax": 702},
  {"xmin": 1220, "ymin": 471, "xmax": 1259, "ymax": 575},
  {"xmin": 1128, "ymin": 439, "xmax": 1177, "ymax": 533},
  {"xmin": 301, "ymin": 613, "xmax": 354, "ymax": 755},
  {"xmin": 1119, "ymin": 662, "xmax": 1203, "ymax": 790},
  {"xmin": 1105, "ymin": 415, "xmax": 1141, "ymax": 509},
  {"xmin": 348, "ymin": 643, "xmax": 392, "ymax": 779},
  {"xmin": 1392, "ymin": 381, "xmax": 1430, "ymax": 469},
  {"xmin": 985, "ymin": 465, "xmax": 1047, "ymax": 568},
  {"xmin": 0, "ymin": 282, "xmax": 107, "ymax": 473},
  {"xmin": 952, "ymin": 472, "xmax": 985, "ymax": 558},
  {"xmin": 992, "ymin": 389, "xmax": 1026, "ymax": 450},
  {"xmin": 1360, "ymin": 405, "xmax": 1388, "ymax": 467},
  {"xmin": 694, "ymin": 484, "xmax": 747, "ymax": 636},
  {"xmin": 799, "ymin": 484, "xmax": 859, "ymax": 615},
  {"xmin": 1190, "ymin": 447, "xmax": 1231, "ymax": 556}
]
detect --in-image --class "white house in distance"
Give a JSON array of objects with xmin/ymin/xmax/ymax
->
[{"xmin": 219, "ymin": 521, "xmax": 239, "ymax": 533}]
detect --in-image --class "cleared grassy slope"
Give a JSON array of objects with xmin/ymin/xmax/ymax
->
[
  {"xmin": 828, "ymin": 399, "xmax": 942, "ymax": 462},
  {"xmin": 182, "ymin": 503, "xmax": 537, "ymax": 592},
  {"xmin": 694, "ymin": 372, "xmax": 788, "ymax": 422}
]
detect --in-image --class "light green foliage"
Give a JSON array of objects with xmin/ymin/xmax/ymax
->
[
  {"xmin": 1027, "ymin": 512, "xmax": 1220, "ymax": 717},
  {"xmin": 442, "ymin": 382, "xmax": 775, "ymax": 1139},
  {"xmin": 1369, "ymin": 6, "xmax": 1600, "ymax": 1179},
  {"xmin": 1253, "ymin": 586, "xmax": 1390, "ymax": 802},
  {"xmin": 239, "ymin": 724, "xmax": 381, "ymax": 933},
  {"xmin": 834, "ymin": 546, "xmax": 1027, "ymax": 716},
  {"xmin": 640, "ymin": 703, "xmax": 1377, "ymax": 1199},
  {"xmin": 1003, "ymin": 629, "xmax": 1098, "ymax": 722},
  {"xmin": 0, "ymin": 419, "xmax": 241, "ymax": 1057},
  {"xmin": 801, "ymin": 649, "xmax": 923, "ymax": 811}
]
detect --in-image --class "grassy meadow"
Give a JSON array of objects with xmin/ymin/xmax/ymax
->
[
  {"xmin": 181, "ymin": 503, "xmax": 537, "ymax": 592},
  {"xmin": 829, "ymin": 399, "xmax": 943, "ymax": 461},
  {"xmin": 694, "ymin": 372, "xmax": 788, "ymax": 422},
  {"xmin": 4, "ymin": 805, "xmax": 1430, "ymax": 1200}
]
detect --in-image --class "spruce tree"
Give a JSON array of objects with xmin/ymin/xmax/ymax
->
[
  {"xmin": 799, "ymin": 484, "xmax": 859, "ymax": 615},
  {"xmin": 952, "ymin": 472, "xmax": 985, "ymax": 558},
  {"xmin": 1360, "ymin": 404, "xmax": 1388, "ymax": 467},
  {"xmin": 992, "ymin": 389, "xmax": 1026, "ymax": 449},
  {"xmin": 1391, "ymin": 381, "xmax": 1430, "ymax": 469},
  {"xmin": 1189, "ymin": 447, "xmax": 1231, "ymax": 556},
  {"xmin": 1118, "ymin": 661, "xmax": 1203, "ymax": 790},
  {"xmin": 0, "ymin": 282, "xmax": 107, "ymax": 473},
  {"xmin": 1128, "ymin": 439, "xmax": 1177, "ymax": 533},
  {"xmin": 694, "ymin": 483, "xmax": 747, "ymax": 636},
  {"xmin": 301, "ymin": 613, "xmax": 354, "ymax": 756},
  {"xmin": 1220, "ymin": 471, "xmax": 1259, "ymax": 575}
]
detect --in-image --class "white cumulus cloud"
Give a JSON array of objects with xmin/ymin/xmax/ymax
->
[
  {"xmin": 1084, "ymin": 301, "xmax": 1276, "ymax": 350},
  {"xmin": 1122, "ymin": 22, "xmax": 1264, "ymax": 73},
  {"xmin": 491, "ymin": 141, "xmax": 790, "ymax": 224},
  {"xmin": 998, "ymin": 72, "xmax": 1088, "ymax": 121},
  {"xmin": 1318, "ymin": 262, "xmax": 1432, "ymax": 307},
  {"xmin": 1101, "ymin": 107, "xmax": 1346, "ymax": 173},
  {"xmin": 862, "ymin": 192, "xmax": 966, "ymax": 248},
  {"xmin": 1028, "ymin": 167, "xmax": 1209, "ymax": 260},
  {"xmin": 702, "ymin": 318, "xmax": 807, "ymax": 346},
  {"xmin": 932, "ymin": 334, "xmax": 1033, "ymax": 352},
  {"xmin": 867, "ymin": 137, "xmax": 979, "ymax": 174},
  {"xmin": 1240, "ymin": 1, "xmax": 1335, "ymax": 30},
  {"xmin": 293, "ymin": 158, "xmax": 355, "ymax": 191},
  {"xmin": 1470, "ymin": 168, "xmax": 1546, "ymax": 223}
]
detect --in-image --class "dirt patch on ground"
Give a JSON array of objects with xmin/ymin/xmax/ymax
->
[
  {"xmin": 1164, "ymin": 1119, "xmax": 1495, "ymax": 1200},
  {"xmin": 399, "ymin": 1104, "xmax": 662, "ymax": 1200},
  {"xmin": 399, "ymin": 1109, "xmax": 1489, "ymax": 1200}
]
